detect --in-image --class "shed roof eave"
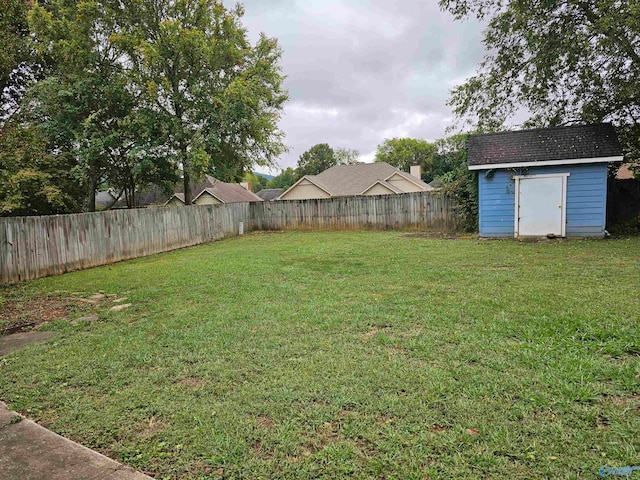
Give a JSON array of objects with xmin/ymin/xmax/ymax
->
[{"xmin": 468, "ymin": 155, "xmax": 624, "ymax": 171}]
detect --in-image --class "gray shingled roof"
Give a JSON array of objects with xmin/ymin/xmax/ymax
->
[
  {"xmin": 306, "ymin": 162, "xmax": 429, "ymax": 196},
  {"xmin": 256, "ymin": 188, "xmax": 284, "ymax": 201},
  {"xmin": 196, "ymin": 176, "xmax": 263, "ymax": 203},
  {"xmin": 467, "ymin": 123, "xmax": 622, "ymax": 167}
]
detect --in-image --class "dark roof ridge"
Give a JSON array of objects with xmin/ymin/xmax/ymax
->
[{"xmin": 470, "ymin": 122, "xmax": 615, "ymax": 138}]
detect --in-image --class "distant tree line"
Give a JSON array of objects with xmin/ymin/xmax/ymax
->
[{"xmin": 0, "ymin": 0, "xmax": 287, "ymax": 216}]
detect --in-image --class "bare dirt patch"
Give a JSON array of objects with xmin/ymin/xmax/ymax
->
[
  {"xmin": 134, "ymin": 416, "xmax": 169, "ymax": 439},
  {"xmin": 256, "ymin": 415, "xmax": 275, "ymax": 430},
  {"xmin": 0, "ymin": 291, "xmax": 118, "ymax": 335},
  {"xmin": 432, "ymin": 424, "xmax": 451, "ymax": 433},
  {"xmin": 302, "ymin": 423, "xmax": 341, "ymax": 456},
  {"xmin": 0, "ymin": 296, "xmax": 74, "ymax": 334},
  {"xmin": 362, "ymin": 325, "xmax": 392, "ymax": 339},
  {"xmin": 602, "ymin": 393, "xmax": 640, "ymax": 407}
]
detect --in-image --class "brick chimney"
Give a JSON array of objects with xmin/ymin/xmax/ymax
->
[{"xmin": 410, "ymin": 165, "xmax": 422, "ymax": 180}]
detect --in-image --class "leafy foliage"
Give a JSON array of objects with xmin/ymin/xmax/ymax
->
[
  {"xmin": 0, "ymin": 0, "xmax": 287, "ymax": 214},
  {"xmin": 374, "ymin": 138, "xmax": 435, "ymax": 179},
  {"xmin": 243, "ymin": 172, "xmax": 268, "ymax": 193},
  {"xmin": 434, "ymin": 134, "xmax": 478, "ymax": 232},
  {"xmin": 111, "ymin": 0, "xmax": 288, "ymax": 203},
  {"xmin": 0, "ymin": 121, "xmax": 83, "ymax": 215},
  {"xmin": 431, "ymin": 134, "xmax": 468, "ymax": 182},
  {"xmin": 0, "ymin": 0, "xmax": 33, "ymax": 117},
  {"xmin": 27, "ymin": 0, "xmax": 177, "ymax": 211},
  {"xmin": 267, "ymin": 167, "xmax": 297, "ymax": 190},
  {"xmin": 440, "ymin": 0, "xmax": 640, "ymax": 168}
]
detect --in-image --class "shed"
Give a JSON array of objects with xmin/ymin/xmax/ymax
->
[{"xmin": 467, "ymin": 124, "xmax": 623, "ymax": 238}]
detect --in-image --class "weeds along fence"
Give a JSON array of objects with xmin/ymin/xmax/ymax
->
[{"xmin": 0, "ymin": 191, "xmax": 456, "ymax": 283}]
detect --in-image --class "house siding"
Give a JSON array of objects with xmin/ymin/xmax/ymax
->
[
  {"xmin": 194, "ymin": 193, "xmax": 222, "ymax": 206},
  {"xmin": 280, "ymin": 179, "xmax": 331, "ymax": 200},
  {"xmin": 387, "ymin": 174, "xmax": 424, "ymax": 193},
  {"xmin": 364, "ymin": 183, "xmax": 395, "ymax": 196},
  {"xmin": 479, "ymin": 163, "xmax": 608, "ymax": 237}
]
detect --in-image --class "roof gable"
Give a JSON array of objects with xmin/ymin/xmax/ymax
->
[
  {"xmin": 361, "ymin": 180, "xmax": 403, "ymax": 195},
  {"xmin": 385, "ymin": 171, "xmax": 432, "ymax": 190},
  {"xmin": 174, "ymin": 176, "xmax": 263, "ymax": 204},
  {"xmin": 193, "ymin": 188, "xmax": 225, "ymax": 204},
  {"xmin": 278, "ymin": 175, "xmax": 334, "ymax": 199},
  {"xmin": 164, "ymin": 193, "xmax": 186, "ymax": 205},
  {"xmin": 467, "ymin": 123, "xmax": 623, "ymax": 169}
]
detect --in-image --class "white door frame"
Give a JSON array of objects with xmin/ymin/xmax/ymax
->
[{"xmin": 513, "ymin": 173, "xmax": 569, "ymax": 238}]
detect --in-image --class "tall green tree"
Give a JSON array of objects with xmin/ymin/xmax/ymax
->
[
  {"xmin": 433, "ymin": 133, "xmax": 477, "ymax": 231},
  {"xmin": 267, "ymin": 167, "xmax": 296, "ymax": 190},
  {"xmin": 0, "ymin": 120, "xmax": 83, "ymax": 216},
  {"xmin": 374, "ymin": 137, "xmax": 435, "ymax": 178},
  {"xmin": 112, "ymin": 0, "xmax": 288, "ymax": 204},
  {"xmin": 431, "ymin": 133, "xmax": 468, "ymax": 182},
  {"xmin": 440, "ymin": 0, "xmax": 640, "ymax": 167},
  {"xmin": 243, "ymin": 171, "xmax": 267, "ymax": 192},
  {"xmin": 296, "ymin": 143, "xmax": 336, "ymax": 177},
  {"xmin": 335, "ymin": 147, "xmax": 361, "ymax": 166},
  {"xmin": 295, "ymin": 144, "xmax": 359, "ymax": 177},
  {"xmin": 0, "ymin": 0, "xmax": 33, "ymax": 115},
  {"xmin": 27, "ymin": 0, "xmax": 177, "ymax": 211}
]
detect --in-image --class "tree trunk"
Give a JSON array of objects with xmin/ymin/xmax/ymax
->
[
  {"xmin": 88, "ymin": 177, "xmax": 98, "ymax": 212},
  {"xmin": 181, "ymin": 140, "xmax": 192, "ymax": 205},
  {"xmin": 183, "ymin": 169, "xmax": 191, "ymax": 205}
]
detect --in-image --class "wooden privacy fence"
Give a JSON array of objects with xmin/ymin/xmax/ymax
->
[
  {"xmin": 251, "ymin": 191, "xmax": 456, "ymax": 231},
  {"xmin": 1, "ymin": 191, "xmax": 456, "ymax": 283}
]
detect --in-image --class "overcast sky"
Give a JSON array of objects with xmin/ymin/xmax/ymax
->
[{"xmin": 223, "ymin": 0, "xmax": 486, "ymax": 173}]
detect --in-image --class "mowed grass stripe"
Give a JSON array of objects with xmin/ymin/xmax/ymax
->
[{"xmin": 0, "ymin": 232, "xmax": 638, "ymax": 479}]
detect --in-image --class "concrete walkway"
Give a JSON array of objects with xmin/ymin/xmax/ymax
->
[
  {"xmin": 0, "ymin": 403, "xmax": 153, "ymax": 479},
  {"xmin": 0, "ymin": 331, "xmax": 56, "ymax": 357}
]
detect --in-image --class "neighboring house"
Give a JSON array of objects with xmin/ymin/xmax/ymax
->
[
  {"xmin": 95, "ymin": 191, "xmax": 118, "ymax": 210},
  {"xmin": 166, "ymin": 193, "xmax": 186, "ymax": 207},
  {"xmin": 428, "ymin": 178, "xmax": 443, "ymax": 190},
  {"xmin": 165, "ymin": 175, "xmax": 263, "ymax": 206},
  {"xmin": 256, "ymin": 188, "xmax": 284, "ymax": 201},
  {"xmin": 468, "ymin": 123, "xmax": 623, "ymax": 238},
  {"xmin": 616, "ymin": 164, "xmax": 636, "ymax": 180},
  {"xmin": 278, "ymin": 162, "xmax": 431, "ymax": 200}
]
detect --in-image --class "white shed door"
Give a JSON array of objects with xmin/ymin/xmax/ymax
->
[{"xmin": 518, "ymin": 176, "xmax": 565, "ymax": 237}]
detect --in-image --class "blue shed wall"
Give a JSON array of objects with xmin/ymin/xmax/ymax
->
[{"xmin": 478, "ymin": 163, "xmax": 609, "ymax": 237}]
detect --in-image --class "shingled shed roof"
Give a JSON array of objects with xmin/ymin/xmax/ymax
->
[{"xmin": 467, "ymin": 123, "xmax": 623, "ymax": 169}]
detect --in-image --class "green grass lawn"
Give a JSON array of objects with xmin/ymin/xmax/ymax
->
[{"xmin": 1, "ymin": 231, "xmax": 639, "ymax": 479}]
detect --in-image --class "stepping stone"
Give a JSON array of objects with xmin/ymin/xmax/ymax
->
[
  {"xmin": 0, "ymin": 332, "xmax": 56, "ymax": 357},
  {"xmin": 112, "ymin": 298, "xmax": 127, "ymax": 303},
  {"xmin": 109, "ymin": 304, "xmax": 132, "ymax": 312},
  {"xmin": 88, "ymin": 293, "xmax": 106, "ymax": 301}
]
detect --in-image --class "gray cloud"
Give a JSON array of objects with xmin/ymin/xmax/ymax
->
[{"xmin": 224, "ymin": 0, "xmax": 486, "ymax": 171}]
